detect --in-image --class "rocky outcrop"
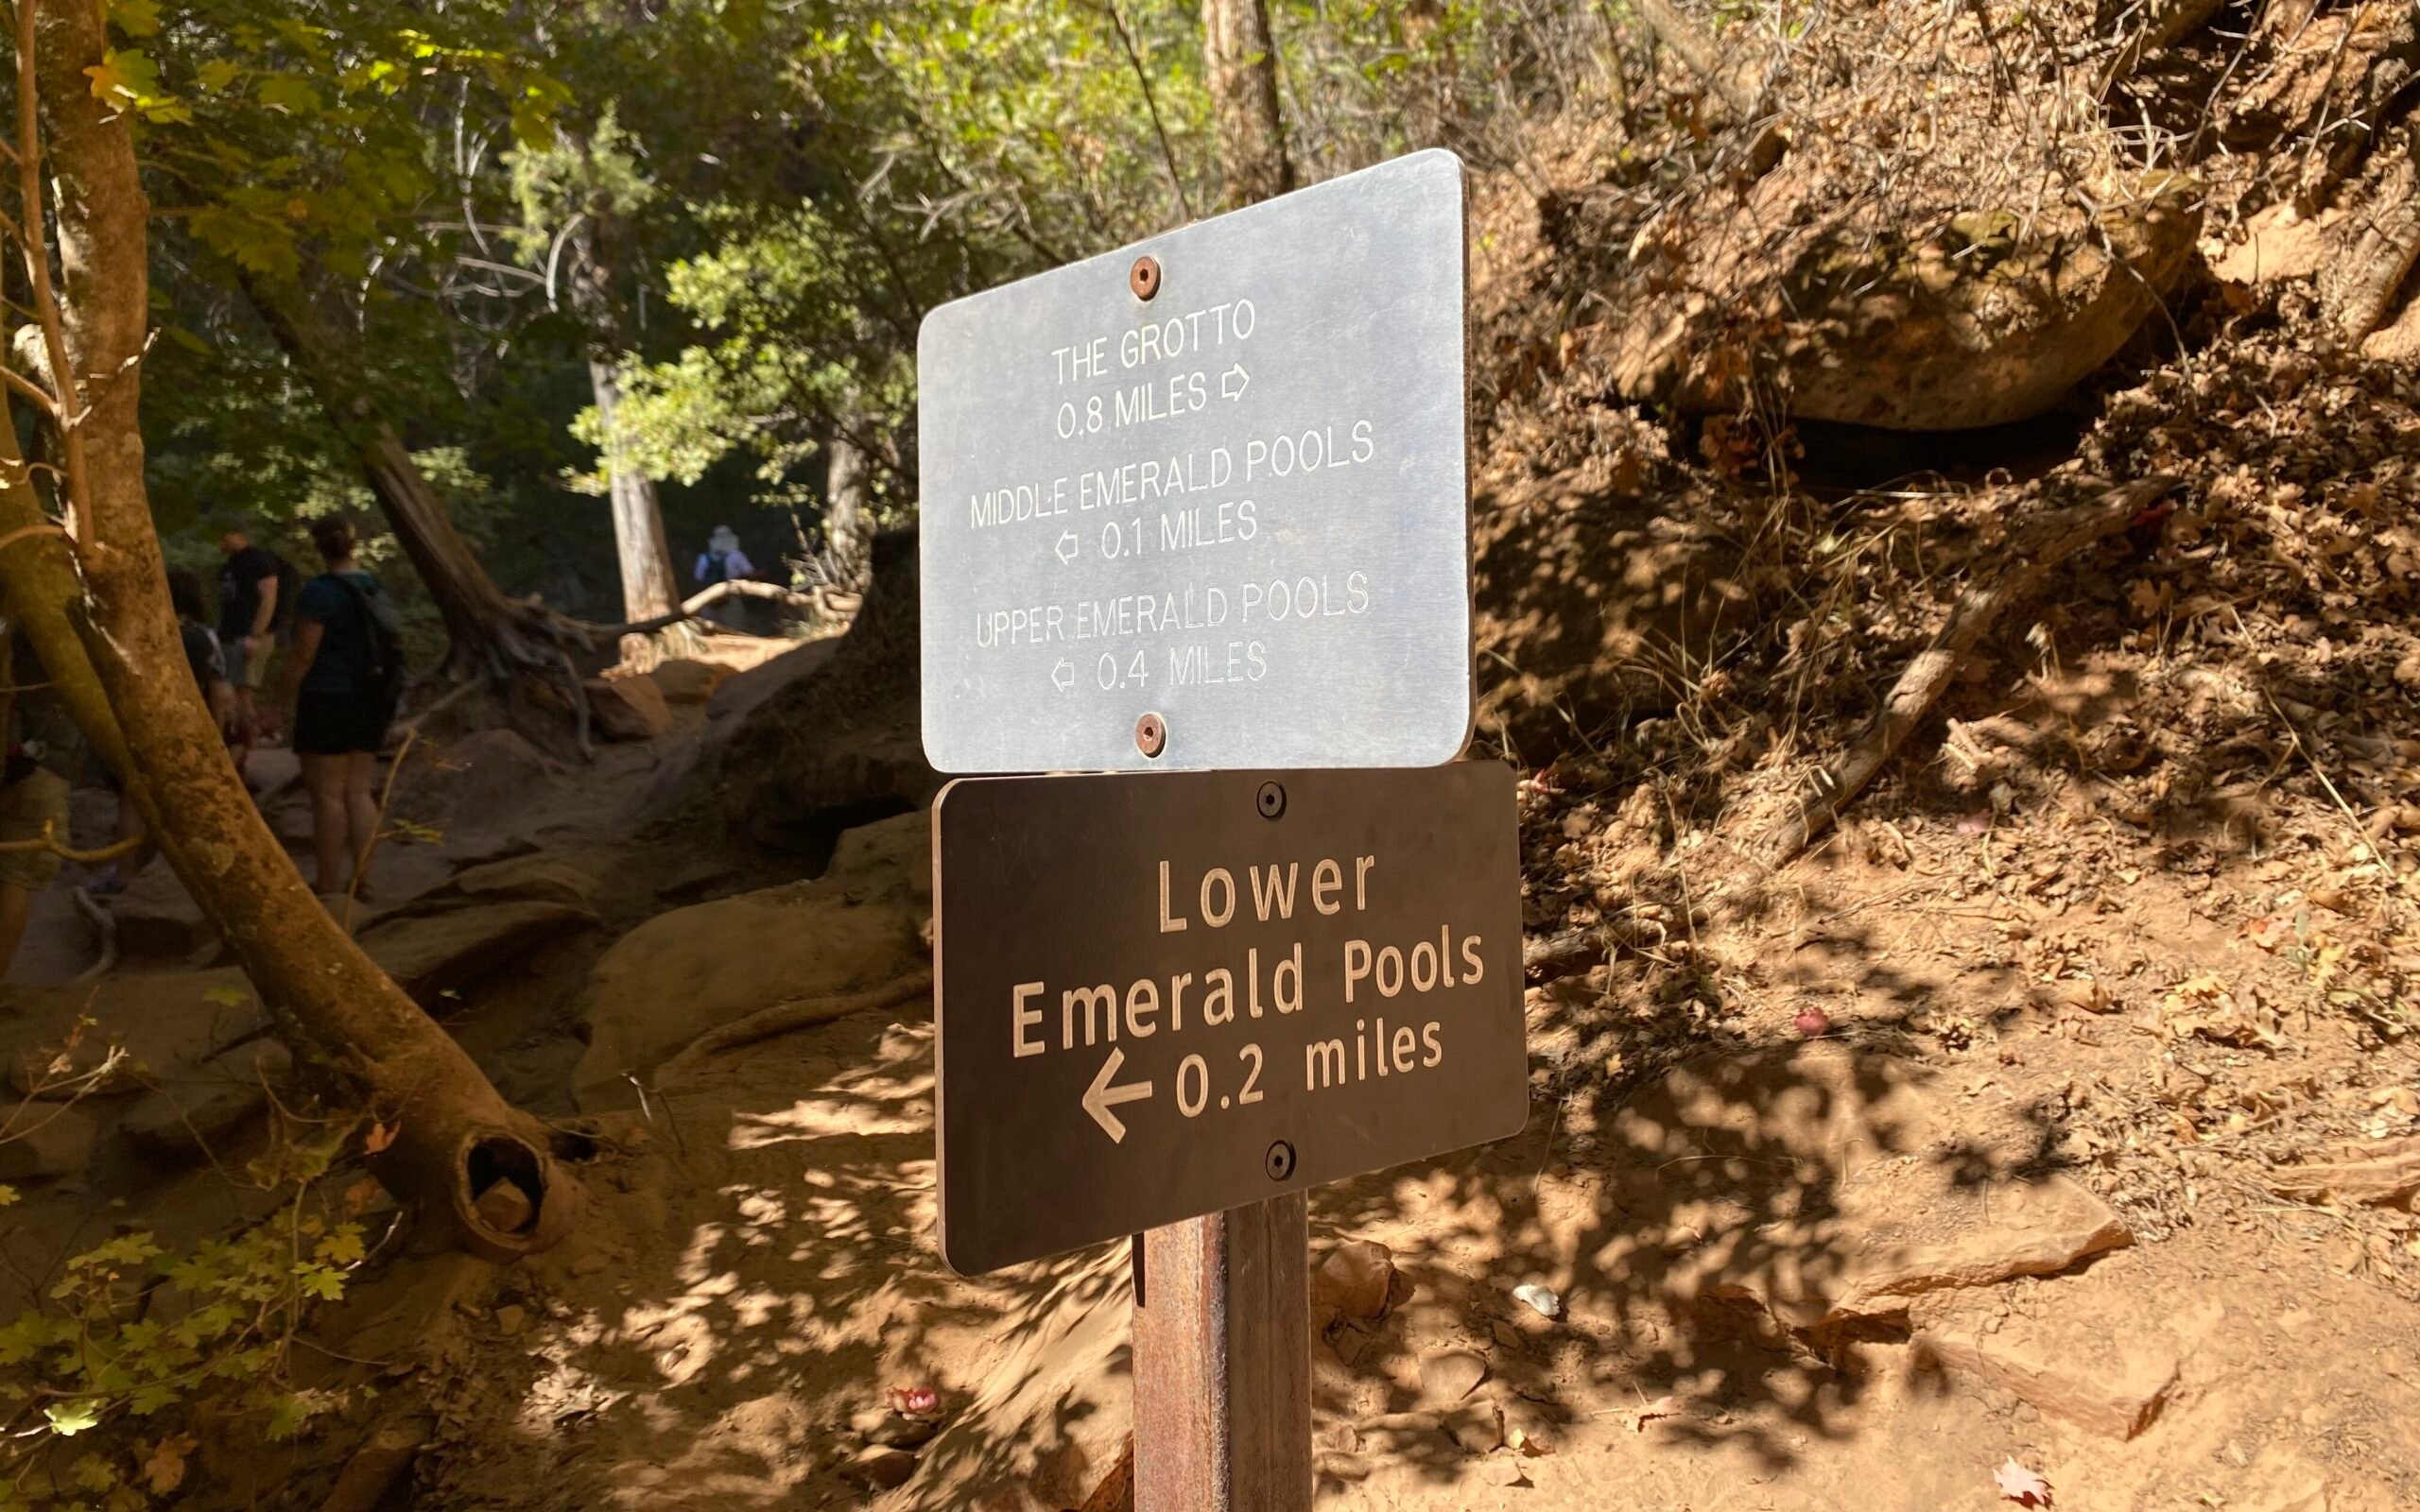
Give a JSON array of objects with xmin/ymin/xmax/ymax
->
[
  {"xmin": 360, "ymin": 899, "xmax": 597, "ymax": 1003},
  {"xmin": 1590, "ymin": 174, "xmax": 2203, "ymax": 430},
  {"xmin": 123, "ymin": 1039, "xmax": 292, "ymax": 1166},
  {"xmin": 572, "ymin": 808, "xmax": 931, "ymax": 1109},
  {"xmin": 685, "ymin": 529, "xmax": 937, "ymax": 852},
  {"xmin": 1910, "ymin": 1263, "xmax": 2192, "ymax": 1441},
  {"xmin": 1599, "ymin": 1043, "xmax": 2133, "ymax": 1339},
  {"xmin": 584, "ymin": 674, "xmax": 675, "ymax": 741}
]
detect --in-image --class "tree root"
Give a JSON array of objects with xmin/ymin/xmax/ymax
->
[
  {"xmin": 1762, "ymin": 475, "xmax": 2177, "ymax": 868},
  {"xmin": 317, "ymin": 1408, "xmax": 431, "ymax": 1512},
  {"xmin": 66, "ymin": 885, "xmax": 116, "ymax": 985},
  {"xmin": 654, "ymin": 967, "xmax": 936, "ymax": 1085},
  {"xmin": 2324, "ymin": 137, "xmax": 2420, "ymax": 341}
]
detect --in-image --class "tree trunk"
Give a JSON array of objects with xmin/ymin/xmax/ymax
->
[
  {"xmin": 562, "ymin": 169, "xmax": 696, "ymax": 667},
  {"xmin": 1202, "ymin": 0, "xmax": 1296, "ymax": 210},
  {"xmin": 19, "ymin": 0, "xmax": 578, "ymax": 1261},
  {"xmin": 587, "ymin": 355, "xmax": 688, "ymax": 663},
  {"xmin": 825, "ymin": 422, "xmax": 874, "ymax": 591},
  {"xmin": 239, "ymin": 278, "xmax": 616, "ymax": 744},
  {"xmin": 0, "ymin": 425, "xmax": 130, "ymax": 784}
]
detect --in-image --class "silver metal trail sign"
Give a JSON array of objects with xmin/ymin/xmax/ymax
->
[
  {"xmin": 932, "ymin": 764, "xmax": 1525, "ymax": 1276},
  {"xmin": 917, "ymin": 148, "xmax": 1470, "ymax": 774}
]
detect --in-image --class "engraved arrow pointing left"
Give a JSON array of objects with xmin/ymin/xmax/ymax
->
[
  {"xmin": 1054, "ymin": 530, "xmax": 1080, "ymax": 564},
  {"xmin": 1081, "ymin": 1047, "xmax": 1154, "ymax": 1143}
]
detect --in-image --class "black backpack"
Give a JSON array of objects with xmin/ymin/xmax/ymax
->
[
  {"xmin": 327, "ymin": 573, "xmax": 407, "ymax": 726},
  {"xmin": 267, "ymin": 553, "xmax": 304, "ymax": 634}
]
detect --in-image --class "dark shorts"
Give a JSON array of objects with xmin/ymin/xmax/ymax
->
[{"xmin": 292, "ymin": 691, "xmax": 387, "ymax": 756}]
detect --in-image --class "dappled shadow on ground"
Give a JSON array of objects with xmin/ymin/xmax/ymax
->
[
  {"xmin": 409, "ymin": 1005, "xmax": 1134, "ymax": 1512},
  {"xmin": 1303, "ymin": 978, "xmax": 2087, "ymax": 1496}
]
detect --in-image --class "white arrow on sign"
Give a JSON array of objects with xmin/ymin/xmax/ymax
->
[
  {"xmin": 1050, "ymin": 658, "xmax": 1076, "ymax": 693},
  {"xmin": 1219, "ymin": 363, "xmax": 1251, "ymax": 402},
  {"xmin": 1081, "ymin": 1046, "xmax": 1154, "ymax": 1143},
  {"xmin": 1054, "ymin": 530, "xmax": 1080, "ymax": 564}
]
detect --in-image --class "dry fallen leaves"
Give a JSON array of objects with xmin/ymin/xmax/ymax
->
[
  {"xmin": 143, "ymin": 1435, "xmax": 197, "ymax": 1496},
  {"xmin": 1995, "ymin": 1456, "xmax": 2053, "ymax": 1506}
]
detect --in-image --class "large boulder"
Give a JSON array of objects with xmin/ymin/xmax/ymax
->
[
  {"xmin": 112, "ymin": 860, "xmax": 218, "ymax": 962},
  {"xmin": 682, "ymin": 530, "xmax": 938, "ymax": 853},
  {"xmin": 390, "ymin": 728, "xmax": 565, "ymax": 831},
  {"xmin": 360, "ymin": 899, "xmax": 597, "ymax": 1003},
  {"xmin": 572, "ymin": 809, "xmax": 931, "ymax": 1109},
  {"xmin": 0, "ymin": 1106, "xmax": 95, "ymax": 1182},
  {"xmin": 1585, "ymin": 174, "xmax": 2203, "ymax": 431},
  {"xmin": 584, "ymin": 674, "xmax": 674, "ymax": 741},
  {"xmin": 648, "ymin": 658, "xmax": 728, "ymax": 706},
  {"xmin": 123, "ymin": 1039, "xmax": 293, "ymax": 1167}
]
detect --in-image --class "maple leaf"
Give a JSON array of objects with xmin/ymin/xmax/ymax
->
[
  {"xmin": 142, "ymin": 1435, "xmax": 196, "ymax": 1495},
  {"xmin": 1994, "ymin": 1457, "xmax": 2052, "ymax": 1507}
]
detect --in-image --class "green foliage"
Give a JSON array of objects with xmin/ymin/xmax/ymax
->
[{"xmin": 0, "ymin": 1147, "xmax": 370, "ymax": 1510}]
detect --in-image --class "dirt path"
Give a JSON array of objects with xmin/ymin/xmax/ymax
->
[{"xmin": 392, "ymin": 819, "xmax": 2420, "ymax": 1510}]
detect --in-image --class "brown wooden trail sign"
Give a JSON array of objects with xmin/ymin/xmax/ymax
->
[{"xmin": 931, "ymin": 765, "xmax": 1525, "ymax": 1276}]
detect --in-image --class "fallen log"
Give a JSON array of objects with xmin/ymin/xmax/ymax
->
[{"xmin": 1764, "ymin": 476, "xmax": 2177, "ymax": 867}]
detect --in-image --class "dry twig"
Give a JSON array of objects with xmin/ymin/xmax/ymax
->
[{"xmin": 1763, "ymin": 475, "xmax": 2178, "ymax": 866}]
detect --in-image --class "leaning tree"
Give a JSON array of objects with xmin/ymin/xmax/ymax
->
[{"xmin": 0, "ymin": 0, "xmax": 579, "ymax": 1261}]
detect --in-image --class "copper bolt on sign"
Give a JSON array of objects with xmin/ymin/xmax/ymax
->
[
  {"xmin": 1134, "ymin": 712, "xmax": 1167, "ymax": 758},
  {"xmin": 1130, "ymin": 254, "xmax": 1161, "ymax": 301}
]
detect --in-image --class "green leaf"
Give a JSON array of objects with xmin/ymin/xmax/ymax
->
[
  {"xmin": 189, "ymin": 206, "xmax": 300, "ymax": 281},
  {"xmin": 85, "ymin": 47, "xmax": 164, "ymax": 108},
  {"xmin": 107, "ymin": 0, "xmax": 161, "ymax": 37},
  {"xmin": 45, "ymin": 1399, "xmax": 103, "ymax": 1436},
  {"xmin": 195, "ymin": 58, "xmax": 242, "ymax": 93},
  {"xmin": 295, "ymin": 1264, "xmax": 345, "ymax": 1303},
  {"xmin": 314, "ymin": 1226, "xmax": 366, "ymax": 1266},
  {"xmin": 0, "ymin": 1313, "xmax": 48, "ymax": 1366},
  {"xmin": 256, "ymin": 76, "xmax": 321, "ymax": 114},
  {"xmin": 265, "ymin": 1393, "xmax": 303, "ymax": 1440}
]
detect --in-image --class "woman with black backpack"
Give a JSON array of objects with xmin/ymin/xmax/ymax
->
[{"xmin": 270, "ymin": 517, "xmax": 405, "ymax": 900}]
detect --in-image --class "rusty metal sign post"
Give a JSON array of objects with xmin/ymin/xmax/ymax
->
[{"xmin": 920, "ymin": 148, "xmax": 1515, "ymax": 1512}]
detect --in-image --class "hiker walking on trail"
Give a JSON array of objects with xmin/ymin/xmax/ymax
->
[
  {"xmin": 693, "ymin": 524, "xmax": 755, "ymax": 627},
  {"xmin": 218, "ymin": 524, "xmax": 294, "ymax": 779},
  {"xmin": 270, "ymin": 518, "xmax": 406, "ymax": 900}
]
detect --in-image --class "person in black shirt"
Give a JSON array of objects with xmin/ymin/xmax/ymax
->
[
  {"xmin": 270, "ymin": 518, "xmax": 391, "ymax": 897},
  {"xmin": 217, "ymin": 525, "xmax": 285, "ymax": 777}
]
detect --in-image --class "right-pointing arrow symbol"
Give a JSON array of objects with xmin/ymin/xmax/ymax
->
[
  {"xmin": 1219, "ymin": 363, "xmax": 1250, "ymax": 402},
  {"xmin": 1081, "ymin": 1046, "xmax": 1153, "ymax": 1143}
]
